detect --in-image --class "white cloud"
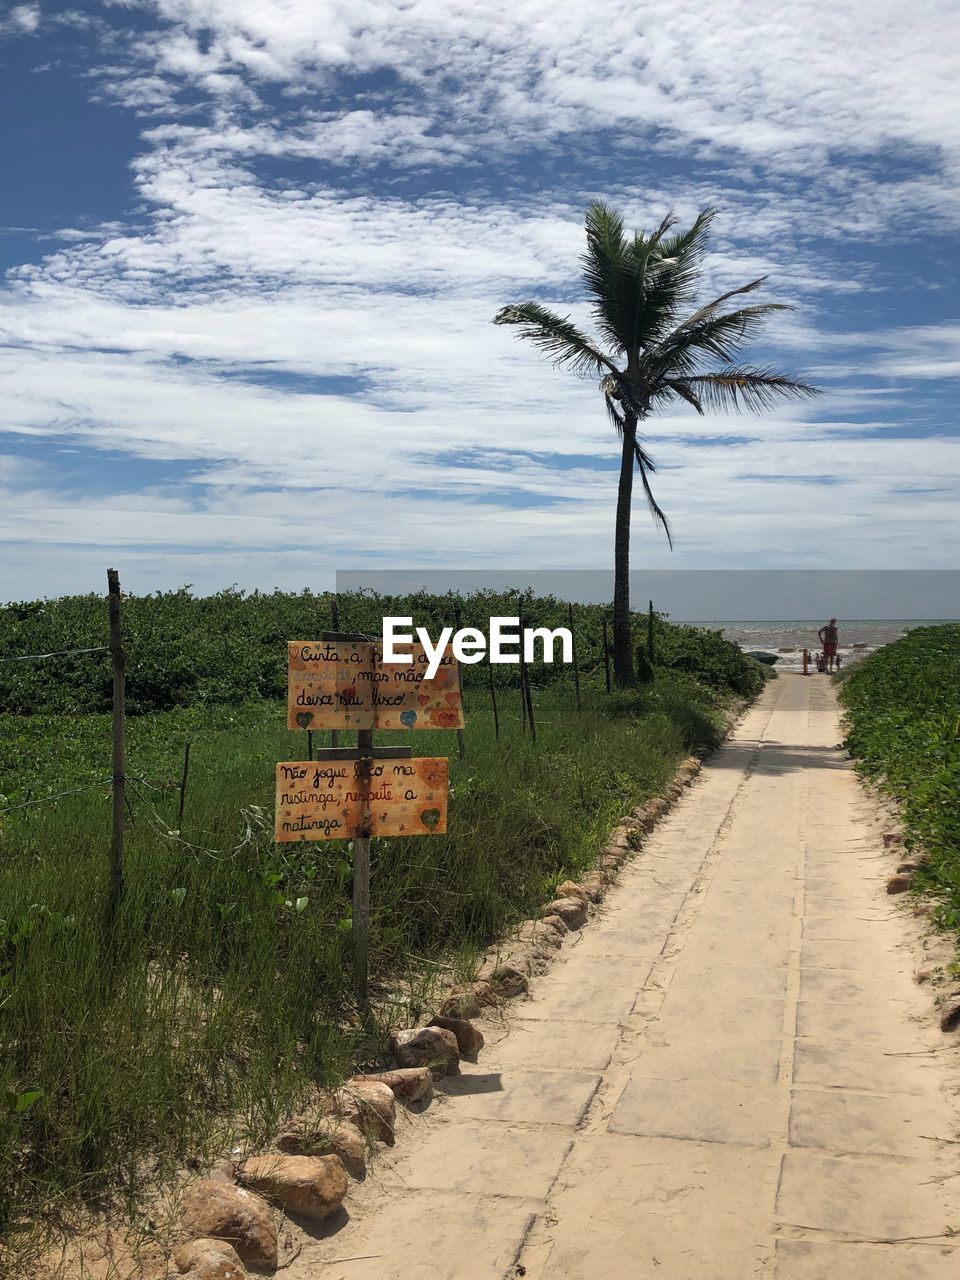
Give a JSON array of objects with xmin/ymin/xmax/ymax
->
[
  {"xmin": 1, "ymin": 332, "xmax": 956, "ymax": 584},
  {"xmin": 1, "ymin": 0, "xmax": 958, "ymax": 595},
  {"xmin": 109, "ymin": 1, "xmax": 960, "ymax": 177},
  {"xmin": 862, "ymin": 324, "xmax": 960, "ymax": 380},
  {"xmin": 0, "ymin": 3, "xmax": 41, "ymax": 37}
]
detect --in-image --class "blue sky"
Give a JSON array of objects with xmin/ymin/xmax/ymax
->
[{"xmin": 1, "ymin": 0, "xmax": 959, "ymax": 600}]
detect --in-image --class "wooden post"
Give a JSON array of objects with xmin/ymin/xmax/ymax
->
[
  {"xmin": 453, "ymin": 604, "xmax": 466, "ymax": 761},
  {"xmin": 353, "ymin": 727, "xmax": 373, "ymax": 1005},
  {"xmin": 306, "ymin": 730, "xmax": 313, "ymax": 760},
  {"xmin": 522, "ymin": 659, "xmax": 536, "ymax": 742},
  {"xmin": 518, "ymin": 595, "xmax": 528, "ymax": 730},
  {"xmin": 177, "ymin": 741, "xmax": 191, "ymax": 831},
  {"xmin": 487, "ymin": 661, "xmax": 500, "ymax": 739},
  {"xmin": 602, "ymin": 617, "xmax": 612, "ymax": 694},
  {"xmin": 518, "ymin": 595, "xmax": 536, "ymax": 742},
  {"xmin": 106, "ymin": 569, "xmax": 126, "ymax": 936},
  {"xmin": 330, "ymin": 596, "xmax": 341, "ymax": 749},
  {"xmin": 568, "ymin": 602, "xmax": 581, "ymax": 712},
  {"xmin": 647, "ymin": 599, "xmax": 655, "ymax": 664}
]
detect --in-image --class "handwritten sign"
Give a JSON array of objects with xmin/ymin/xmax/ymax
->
[
  {"xmin": 286, "ymin": 640, "xmax": 463, "ymax": 732},
  {"xmin": 287, "ymin": 640, "xmax": 374, "ymax": 732},
  {"xmin": 275, "ymin": 757, "xmax": 449, "ymax": 842},
  {"xmin": 374, "ymin": 643, "xmax": 463, "ymax": 731}
]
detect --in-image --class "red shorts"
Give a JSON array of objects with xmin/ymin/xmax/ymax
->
[{"xmin": 823, "ymin": 643, "xmax": 837, "ymax": 657}]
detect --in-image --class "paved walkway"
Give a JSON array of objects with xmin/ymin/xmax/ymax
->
[{"xmin": 301, "ymin": 674, "xmax": 960, "ymax": 1280}]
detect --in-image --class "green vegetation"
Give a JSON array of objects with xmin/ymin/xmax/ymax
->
[
  {"xmin": 0, "ymin": 588, "xmax": 764, "ymax": 1254},
  {"xmin": 494, "ymin": 200, "xmax": 818, "ymax": 685},
  {"xmin": 0, "ymin": 587, "xmax": 764, "ymax": 725},
  {"xmin": 840, "ymin": 624, "xmax": 960, "ymax": 931}
]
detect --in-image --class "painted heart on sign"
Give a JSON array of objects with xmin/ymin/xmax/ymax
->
[
  {"xmin": 444, "ymin": 692, "xmax": 460, "ymax": 706},
  {"xmin": 295, "ymin": 711, "xmax": 313, "ymax": 728},
  {"xmin": 419, "ymin": 807, "xmax": 441, "ymax": 830},
  {"xmin": 417, "ymin": 693, "xmax": 431, "ymax": 706},
  {"xmin": 400, "ymin": 710, "xmax": 418, "ymax": 727}
]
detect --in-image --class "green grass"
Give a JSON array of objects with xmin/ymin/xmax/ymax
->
[
  {"xmin": 840, "ymin": 623, "xmax": 960, "ymax": 932},
  {"xmin": 0, "ymin": 657, "xmax": 741, "ymax": 1258}
]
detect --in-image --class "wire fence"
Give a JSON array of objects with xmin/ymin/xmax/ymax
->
[
  {"xmin": 128, "ymin": 776, "xmax": 267, "ymax": 862},
  {"xmin": 0, "ymin": 770, "xmax": 257, "ymax": 866},
  {"xmin": 0, "ymin": 645, "xmax": 109, "ymax": 664},
  {"xmin": 0, "ymin": 780, "xmax": 113, "ymax": 816},
  {"xmin": 1, "ymin": 580, "xmax": 630, "ymax": 934},
  {"xmin": 0, "ymin": 637, "xmax": 113, "ymax": 817}
]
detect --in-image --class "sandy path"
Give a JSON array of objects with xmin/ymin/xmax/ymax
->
[{"xmin": 295, "ymin": 673, "xmax": 960, "ymax": 1279}]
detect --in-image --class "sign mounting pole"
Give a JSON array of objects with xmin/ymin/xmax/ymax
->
[
  {"xmin": 353, "ymin": 726, "xmax": 373, "ymax": 1005},
  {"xmin": 279, "ymin": 632, "xmax": 462, "ymax": 1008}
]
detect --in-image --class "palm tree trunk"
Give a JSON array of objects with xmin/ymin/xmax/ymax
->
[{"xmin": 612, "ymin": 415, "xmax": 636, "ymax": 686}]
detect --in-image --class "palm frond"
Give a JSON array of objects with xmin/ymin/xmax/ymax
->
[
  {"xmin": 647, "ymin": 211, "xmax": 677, "ymax": 246},
  {"xmin": 581, "ymin": 200, "xmax": 636, "ymax": 355},
  {"xmin": 582, "ymin": 201, "xmax": 700, "ymax": 355},
  {"xmin": 584, "ymin": 200, "xmax": 626, "ymax": 253},
  {"xmin": 612, "ymin": 208, "xmax": 719, "ymax": 352},
  {"xmin": 603, "ymin": 387, "xmax": 626, "ymax": 438},
  {"xmin": 647, "ymin": 302, "xmax": 793, "ymax": 375},
  {"xmin": 673, "ymin": 277, "xmax": 768, "ymax": 331},
  {"xmin": 493, "ymin": 301, "xmax": 613, "ymax": 376},
  {"xmin": 645, "ymin": 209, "xmax": 719, "ymax": 315},
  {"xmin": 634, "ymin": 438, "xmax": 673, "ymax": 547},
  {"xmin": 656, "ymin": 208, "xmax": 717, "ymax": 269},
  {"xmin": 604, "ymin": 381, "xmax": 672, "ymax": 546},
  {"xmin": 678, "ymin": 367, "xmax": 821, "ymax": 413},
  {"xmin": 656, "ymin": 379, "xmax": 705, "ymax": 413}
]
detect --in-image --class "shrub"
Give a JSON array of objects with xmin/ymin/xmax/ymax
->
[{"xmin": 841, "ymin": 624, "xmax": 960, "ymax": 933}]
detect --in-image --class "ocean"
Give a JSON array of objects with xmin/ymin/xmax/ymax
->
[{"xmin": 680, "ymin": 620, "xmax": 956, "ymax": 671}]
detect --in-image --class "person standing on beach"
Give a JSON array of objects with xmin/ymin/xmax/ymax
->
[{"xmin": 818, "ymin": 618, "xmax": 839, "ymax": 673}]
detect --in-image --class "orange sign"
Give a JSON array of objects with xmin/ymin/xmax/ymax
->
[
  {"xmin": 287, "ymin": 640, "xmax": 463, "ymax": 732},
  {"xmin": 275, "ymin": 757, "xmax": 448, "ymax": 842},
  {"xmin": 375, "ymin": 643, "xmax": 462, "ymax": 731}
]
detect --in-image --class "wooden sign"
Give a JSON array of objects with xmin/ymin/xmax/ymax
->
[
  {"xmin": 275, "ymin": 756, "xmax": 448, "ymax": 842},
  {"xmin": 374, "ymin": 643, "xmax": 462, "ymax": 731},
  {"xmin": 288, "ymin": 640, "xmax": 374, "ymax": 732},
  {"xmin": 287, "ymin": 640, "xmax": 463, "ymax": 732}
]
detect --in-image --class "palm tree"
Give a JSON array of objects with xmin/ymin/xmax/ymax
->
[{"xmin": 494, "ymin": 202, "xmax": 819, "ymax": 686}]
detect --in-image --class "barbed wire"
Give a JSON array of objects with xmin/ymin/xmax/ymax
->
[
  {"xmin": 1, "ymin": 772, "xmax": 264, "ymax": 865},
  {"xmin": 127, "ymin": 771, "xmax": 177, "ymax": 794},
  {"xmin": 127, "ymin": 777, "xmax": 266, "ymax": 862},
  {"xmin": 0, "ymin": 780, "xmax": 112, "ymax": 816},
  {"xmin": 0, "ymin": 646, "xmax": 109, "ymax": 665},
  {"xmin": 1, "ymin": 770, "xmax": 175, "ymax": 818}
]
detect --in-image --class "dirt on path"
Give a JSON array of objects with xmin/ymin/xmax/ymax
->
[{"xmin": 294, "ymin": 673, "xmax": 960, "ymax": 1280}]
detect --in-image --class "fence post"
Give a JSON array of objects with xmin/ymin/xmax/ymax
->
[
  {"xmin": 106, "ymin": 569, "xmax": 126, "ymax": 936},
  {"xmin": 453, "ymin": 604, "xmax": 466, "ymax": 761},
  {"xmin": 518, "ymin": 595, "xmax": 536, "ymax": 742},
  {"xmin": 522, "ymin": 659, "xmax": 536, "ymax": 742},
  {"xmin": 648, "ymin": 599, "xmax": 655, "ymax": 664},
  {"xmin": 568, "ymin": 602, "xmax": 581, "ymax": 712},
  {"xmin": 488, "ymin": 661, "xmax": 500, "ymax": 739},
  {"xmin": 518, "ymin": 594, "xmax": 528, "ymax": 730},
  {"xmin": 177, "ymin": 741, "xmax": 191, "ymax": 831}
]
